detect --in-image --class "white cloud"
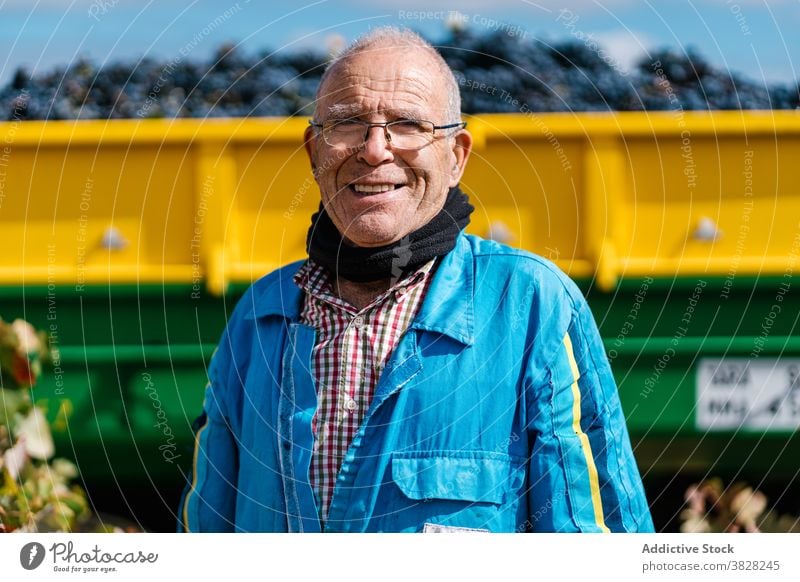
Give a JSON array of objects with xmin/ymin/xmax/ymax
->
[{"xmin": 593, "ymin": 29, "xmax": 652, "ymax": 74}]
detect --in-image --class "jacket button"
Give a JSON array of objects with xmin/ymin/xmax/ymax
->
[{"xmin": 282, "ymin": 440, "xmax": 291, "ymax": 451}]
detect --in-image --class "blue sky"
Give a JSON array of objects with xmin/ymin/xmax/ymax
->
[{"xmin": 1, "ymin": 0, "xmax": 798, "ymax": 86}]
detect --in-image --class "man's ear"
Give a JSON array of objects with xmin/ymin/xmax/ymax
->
[
  {"xmin": 304, "ymin": 124, "xmax": 318, "ymax": 176},
  {"xmin": 448, "ymin": 128, "xmax": 473, "ymax": 188}
]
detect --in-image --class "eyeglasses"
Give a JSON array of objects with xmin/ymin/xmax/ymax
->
[{"xmin": 308, "ymin": 118, "xmax": 467, "ymax": 149}]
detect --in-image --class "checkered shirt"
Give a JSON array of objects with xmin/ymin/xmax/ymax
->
[{"xmin": 294, "ymin": 257, "xmax": 437, "ymax": 526}]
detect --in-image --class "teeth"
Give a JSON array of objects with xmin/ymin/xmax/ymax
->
[{"xmin": 353, "ymin": 183, "xmax": 396, "ymax": 193}]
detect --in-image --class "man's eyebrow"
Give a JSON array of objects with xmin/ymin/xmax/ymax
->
[
  {"xmin": 389, "ymin": 108, "xmax": 428, "ymax": 120},
  {"xmin": 326, "ymin": 103, "xmax": 361, "ymax": 119}
]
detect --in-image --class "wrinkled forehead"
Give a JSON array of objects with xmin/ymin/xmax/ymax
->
[{"xmin": 316, "ymin": 49, "xmax": 449, "ymax": 120}]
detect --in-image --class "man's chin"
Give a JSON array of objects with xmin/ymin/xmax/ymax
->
[{"xmin": 341, "ymin": 223, "xmax": 408, "ymax": 248}]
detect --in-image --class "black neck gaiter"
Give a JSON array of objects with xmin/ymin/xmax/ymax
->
[{"xmin": 306, "ymin": 186, "xmax": 474, "ymax": 282}]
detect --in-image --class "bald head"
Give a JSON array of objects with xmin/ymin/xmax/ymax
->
[{"xmin": 313, "ymin": 27, "xmax": 461, "ymax": 122}]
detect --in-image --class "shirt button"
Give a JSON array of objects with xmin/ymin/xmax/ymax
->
[
  {"xmin": 353, "ymin": 316, "xmax": 364, "ymax": 328},
  {"xmin": 344, "ymin": 399, "xmax": 357, "ymax": 411}
]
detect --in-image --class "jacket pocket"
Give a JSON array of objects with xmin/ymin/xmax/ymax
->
[{"xmin": 391, "ymin": 451, "xmax": 516, "ymax": 505}]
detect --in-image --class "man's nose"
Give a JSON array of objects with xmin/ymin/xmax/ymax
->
[{"xmin": 357, "ymin": 125, "xmax": 394, "ymax": 165}]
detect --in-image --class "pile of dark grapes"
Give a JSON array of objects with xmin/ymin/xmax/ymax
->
[{"xmin": 3, "ymin": 30, "xmax": 798, "ymax": 121}]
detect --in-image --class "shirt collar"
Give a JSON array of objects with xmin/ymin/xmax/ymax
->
[
  {"xmin": 249, "ymin": 233, "xmax": 475, "ymax": 346},
  {"xmin": 293, "ymin": 257, "xmax": 436, "ymax": 314}
]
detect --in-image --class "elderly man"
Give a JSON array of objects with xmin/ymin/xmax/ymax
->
[{"xmin": 178, "ymin": 27, "xmax": 654, "ymax": 533}]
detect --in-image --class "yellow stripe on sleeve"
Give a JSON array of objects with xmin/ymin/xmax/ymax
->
[
  {"xmin": 182, "ymin": 414, "xmax": 209, "ymax": 532},
  {"xmin": 563, "ymin": 332, "xmax": 610, "ymax": 533}
]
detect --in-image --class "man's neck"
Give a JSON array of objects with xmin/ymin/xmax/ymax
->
[{"xmin": 334, "ymin": 277, "xmax": 392, "ymax": 311}]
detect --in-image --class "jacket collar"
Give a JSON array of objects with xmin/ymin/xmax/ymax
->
[
  {"xmin": 247, "ymin": 260, "xmax": 305, "ymax": 320},
  {"xmin": 248, "ymin": 233, "xmax": 475, "ymax": 346},
  {"xmin": 408, "ymin": 233, "xmax": 474, "ymax": 346}
]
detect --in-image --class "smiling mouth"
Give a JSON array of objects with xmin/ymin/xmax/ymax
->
[{"xmin": 349, "ymin": 183, "xmax": 405, "ymax": 195}]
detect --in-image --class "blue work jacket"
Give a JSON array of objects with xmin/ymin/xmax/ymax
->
[{"xmin": 178, "ymin": 233, "xmax": 654, "ymax": 532}]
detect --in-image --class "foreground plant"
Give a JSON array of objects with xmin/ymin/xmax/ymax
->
[
  {"xmin": 0, "ymin": 317, "xmax": 90, "ymax": 532},
  {"xmin": 681, "ymin": 477, "xmax": 800, "ymax": 533}
]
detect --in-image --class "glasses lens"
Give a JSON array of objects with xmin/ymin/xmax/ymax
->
[
  {"xmin": 387, "ymin": 120, "xmax": 434, "ymax": 148},
  {"xmin": 323, "ymin": 120, "xmax": 364, "ymax": 147}
]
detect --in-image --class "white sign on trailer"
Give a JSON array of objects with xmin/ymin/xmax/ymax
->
[{"xmin": 696, "ymin": 358, "xmax": 800, "ymax": 431}]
